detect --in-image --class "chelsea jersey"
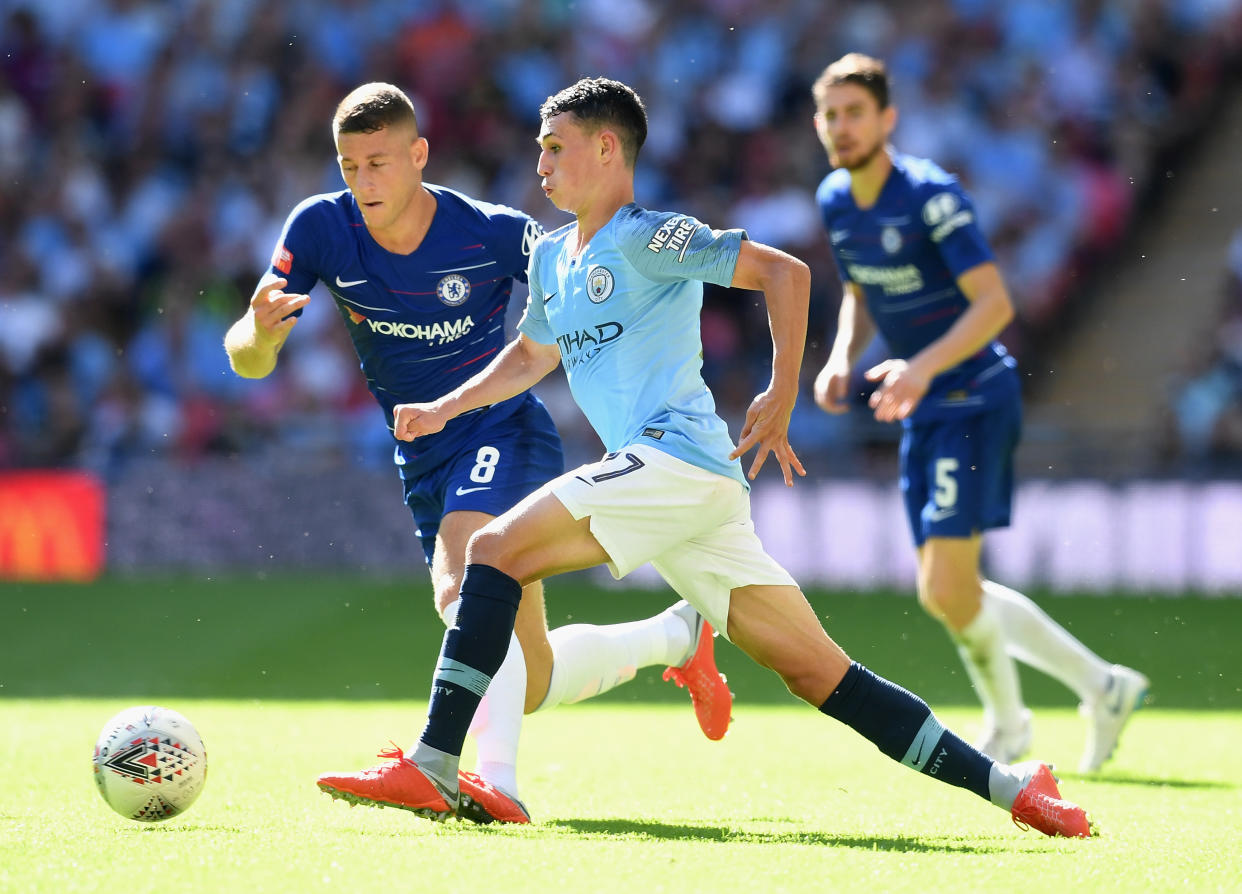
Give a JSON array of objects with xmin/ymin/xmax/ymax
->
[
  {"xmin": 817, "ymin": 152, "xmax": 1019, "ymax": 421},
  {"xmin": 270, "ymin": 184, "xmax": 543, "ymax": 475},
  {"xmin": 518, "ymin": 204, "xmax": 747, "ymax": 486}
]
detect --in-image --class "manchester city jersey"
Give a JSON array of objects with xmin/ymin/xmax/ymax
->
[
  {"xmin": 270, "ymin": 184, "xmax": 543, "ymax": 474},
  {"xmin": 518, "ymin": 204, "xmax": 747, "ymax": 486},
  {"xmin": 817, "ymin": 152, "xmax": 1018, "ymax": 421}
]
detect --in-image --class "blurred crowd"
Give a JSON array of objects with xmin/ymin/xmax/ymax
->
[
  {"xmin": 1161, "ymin": 225, "xmax": 1242, "ymax": 472},
  {"xmin": 2, "ymin": 0, "xmax": 1242, "ymax": 477}
]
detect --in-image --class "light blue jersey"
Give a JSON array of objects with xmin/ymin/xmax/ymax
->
[{"xmin": 518, "ymin": 203, "xmax": 747, "ymax": 486}]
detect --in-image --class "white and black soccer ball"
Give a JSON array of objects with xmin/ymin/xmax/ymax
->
[{"xmin": 93, "ymin": 705, "xmax": 207, "ymax": 821}]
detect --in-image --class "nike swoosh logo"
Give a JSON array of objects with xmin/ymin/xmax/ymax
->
[
  {"xmin": 928, "ymin": 507, "xmax": 958, "ymax": 522},
  {"xmin": 335, "ymin": 276, "xmax": 367, "ymax": 288},
  {"xmin": 1103, "ymin": 673, "xmax": 1126, "ymax": 714},
  {"xmin": 543, "ymin": 291, "xmax": 557, "ymax": 304},
  {"xmin": 455, "ymin": 485, "xmax": 491, "ymax": 496},
  {"xmin": 901, "ymin": 715, "xmax": 946, "ymax": 771},
  {"xmin": 913, "ymin": 735, "xmax": 935, "ymax": 769}
]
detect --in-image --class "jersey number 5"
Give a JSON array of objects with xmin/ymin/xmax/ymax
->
[{"xmin": 934, "ymin": 458, "xmax": 959, "ymax": 509}]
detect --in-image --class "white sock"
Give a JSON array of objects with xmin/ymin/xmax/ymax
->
[
  {"xmin": 987, "ymin": 761, "xmax": 1027, "ymax": 810},
  {"xmin": 983, "ymin": 580, "xmax": 1112, "ymax": 702},
  {"xmin": 418, "ymin": 598, "xmax": 523, "ymax": 798},
  {"xmin": 952, "ymin": 599, "xmax": 1026, "ymax": 730},
  {"xmin": 535, "ymin": 601, "xmax": 693, "ymax": 711}
]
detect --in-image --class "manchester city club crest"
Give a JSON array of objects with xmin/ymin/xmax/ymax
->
[
  {"xmin": 881, "ymin": 226, "xmax": 902, "ymax": 255},
  {"xmin": 587, "ymin": 265, "xmax": 614, "ymax": 303},
  {"xmin": 436, "ymin": 273, "xmax": 471, "ymax": 306}
]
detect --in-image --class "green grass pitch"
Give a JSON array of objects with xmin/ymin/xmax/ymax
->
[{"xmin": 1, "ymin": 576, "xmax": 1239, "ymax": 893}]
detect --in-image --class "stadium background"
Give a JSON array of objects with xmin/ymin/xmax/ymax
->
[{"xmin": 2, "ymin": 0, "xmax": 1242, "ymax": 594}]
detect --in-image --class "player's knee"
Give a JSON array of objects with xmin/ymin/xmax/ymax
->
[{"xmin": 465, "ymin": 525, "xmax": 508, "ymax": 569}]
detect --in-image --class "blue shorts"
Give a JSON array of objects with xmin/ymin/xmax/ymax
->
[
  {"xmin": 400, "ymin": 397, "xmax": 564, "ymax": 565},
  {"xmin": 900, "ymin": 401, "xmax": 1021, "ymax": 548}
]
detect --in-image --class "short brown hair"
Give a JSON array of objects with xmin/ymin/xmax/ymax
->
[
  {"xmin": 812, "ymin": 53, "xmax": 890, "ymax": 111},
  {"xmin": 333, "ymin": 82, "xmax": 418, "ymax": 136},
  {"xmin": 540, "ymin": 77, "xmax": 647, "ymax": 167}
]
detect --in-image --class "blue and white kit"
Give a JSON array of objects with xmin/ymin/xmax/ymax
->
[{"xmin": 518, "ymin": 204, "xmax": 796, "ymax": 634}]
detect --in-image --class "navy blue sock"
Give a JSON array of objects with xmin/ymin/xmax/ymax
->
[
  {"xmin": 418, "ymin": 564, "xmax": 522, "ymax": 756},
  {"xmin": 819, "ymin": 662, "xmax": 992, "ymax": 801}
]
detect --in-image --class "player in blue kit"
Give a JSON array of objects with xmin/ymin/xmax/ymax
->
[
  {"xmin": 321, "ymin": 76, "xmax": 1094, "ymax": 837},
  {"xmin": 224, "ymin": 83, "xmax": 731, "ymax": 824},
  {"xmin": 809, "ymin": 53, "xmax": 1148, "ymax": 773}
]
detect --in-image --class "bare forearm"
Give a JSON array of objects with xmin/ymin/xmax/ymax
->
[
  {"xmin": 910, "ymin": 276, "xmax": 1012, "ymax": 378},
  {"xmin": 224, "ymin": 312, "xmax": 281, "ymax": 379},
  {"xmin": 732, "ymin": 241, "xmax": 810, "ymax": 394},
  {"xmin": 727, "ymin": 241, "xmax": 810, "ymax": 486},
  {"xmin": 441, "ymin": 335, "xmax": 561, "ymax": 416},
  {"xmin": 827, "ymin": 289, "xmax": 876, "ymax": 369},
  {"xmin": 765, "ymin": 263, "xmax": 810, "ymax": 393},
  {"xmin": 912, "ymin": 303, "xmax": 1008, "ymax": 376}
]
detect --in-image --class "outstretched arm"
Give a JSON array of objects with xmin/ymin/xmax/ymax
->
[
  {"xmin": 223, "ymin": 274, "xmax": 311, "ymax": 378},
  {"xmin": 393, "ymin": 334, "xmax": 562, "ymax": 441},
  {"xmin": 726, "ymin": 239, "xmax": 811, "ymax": 486},
  {"xmin": 865, "ymin": 261, "xmax": 1013, "ymax": 422}
]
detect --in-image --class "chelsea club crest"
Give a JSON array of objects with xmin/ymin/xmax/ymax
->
[
  {"xmin": 587, "ymin": 265, "xmax": 614, "ymax": 303},
  {"xmin": 436, "ymin": 273, "xmax": 471, "ymax": 306},
  {"xmin": 881, "ymin": 226, "xmax": 903, "ymax": 255}
]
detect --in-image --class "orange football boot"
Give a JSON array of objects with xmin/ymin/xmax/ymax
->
[
  {"xmin": 1010, "ymin": 761, "xmax": 1092, "ymax": 838},
  {"xmin": 662, "ymin": 607, "xmax": 733, "ymax": 741},
  {"xmin": 457, "ymin": 771, "xmax": 531, "ymax": 824},
  {"xmin": 317, "ymin": 746, "xmax": 456, "ymax": 822}
]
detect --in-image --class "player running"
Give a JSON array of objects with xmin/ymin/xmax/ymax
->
[
  {"xmin": 319, "ymin": 76, "xmax": 1093, "ymax": 838},
  {"xmin": 224, "ymin": 82, "xmax": 730, "ymax": 824},
  {"xmin": 810, "ymin": 53, "xmax": 1148, "ymax": 773}
]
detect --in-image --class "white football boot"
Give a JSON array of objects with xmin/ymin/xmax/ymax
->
[
  {"xmin": 975, "ymin": 709, "xmax": 1033, "ymax": 764},
  {"xmin": 1079, "ymin": 664, "xmax": 1150, "ymax": 773}
]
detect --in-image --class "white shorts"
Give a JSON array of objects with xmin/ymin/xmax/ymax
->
[{"xmin": 550, "ymin": 443, "xmax": 796, "ymax": 638}]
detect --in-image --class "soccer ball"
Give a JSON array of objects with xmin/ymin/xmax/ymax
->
[{"xmin": 92, "ymin": 705, "xmax": 207, "ymax": 821}]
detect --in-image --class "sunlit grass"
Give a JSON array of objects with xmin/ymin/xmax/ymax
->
[{"xmin": 0, "ymin": 700, "xmax": 1237, "ymax": 893}]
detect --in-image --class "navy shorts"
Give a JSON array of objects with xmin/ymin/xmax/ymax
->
[
  {"xmin": 400, "ymin": 398, "xmax": 564, "ymax": 565},
  {"xmin": 900, "ymin": 400, "xmax": 1021, "ymax": 548}
]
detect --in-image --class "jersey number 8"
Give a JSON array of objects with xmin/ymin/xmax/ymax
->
[{"xmin": 470, "ymin": 446, "xmax": 501, "ymax": 484}]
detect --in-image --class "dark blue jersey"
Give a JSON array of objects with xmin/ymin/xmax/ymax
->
[
  {"xmin": 270, "ymin": 184, "xmax": 545, "ymax": 475},
  {"xmin": 817, "ymin": 152, "xmax": 1018, "ymax": 421}
]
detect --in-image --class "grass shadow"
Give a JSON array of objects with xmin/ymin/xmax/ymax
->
[
  {"xmin": 1069, "ymin": 772, "xmax": 1237, "ymax": 790},
  {"xmin": 543, "ymin": 818, "xmax": 1006, "ymax": 853}
]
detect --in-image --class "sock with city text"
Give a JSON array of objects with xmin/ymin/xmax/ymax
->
[
  {"xmin": 415, "ymin": 564, "xmax": 522, "ymax": 772},
  {"xmin": 430, "ymin": 597, "xmax": 526, "ymax": 798},
  {"xmin": 819, "ymin": 662, "xmax": 992, "ymax": 802}
]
